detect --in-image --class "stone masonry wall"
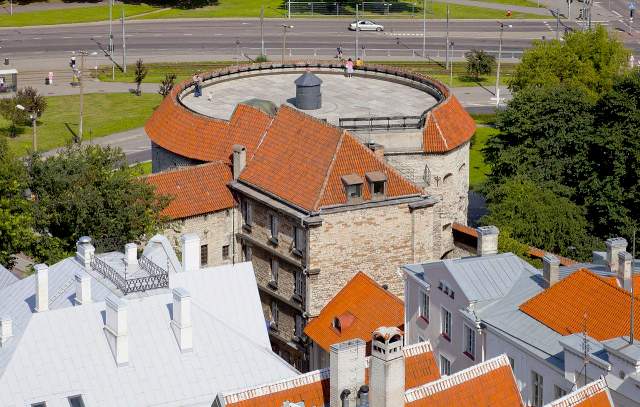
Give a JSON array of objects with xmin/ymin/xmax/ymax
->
[
  {"xmin": 151, "ymin": 142, "xmax": 202, "ymax": 174},
  {"xmin": 307, "ymin": 202, "xmax": 439, "ymax": 316}
]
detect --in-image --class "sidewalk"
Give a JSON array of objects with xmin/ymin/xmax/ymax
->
[{"xmin": 443, "ymin": 0, "xmax": 551, "ymax": 15}]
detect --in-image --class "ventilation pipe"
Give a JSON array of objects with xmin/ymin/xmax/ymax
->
[
  {"xmin": 124, "ymin": 243, "xmax": 138, "ymax": 273},
  {"xmin": 357, "ymin": 385, "xmax": 370, "ymax": 407},
  {"xmin": 76, "ymin": 236, "xmax": 95, "ymax": 270},
  {"xmin": 330, "ymin": 339, "xmax": 366, "ymax": 407}
]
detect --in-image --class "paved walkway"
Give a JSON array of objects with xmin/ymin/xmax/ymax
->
[
  {"xmin": 442, "ymin": 0, "xmax": 551, "ymax": 14},
  {"xmin": 0, "ymin": 0, "xmax": 106, "ymax": 14}
]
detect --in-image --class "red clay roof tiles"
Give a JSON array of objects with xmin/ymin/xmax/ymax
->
[
  {"xmin": 423, "ymin": 95, "xmax": 476, "ymax": 153},
  {"xmin": 520, "ymin": 268, "xmax": 640, "ymax": 341},
  {"xmin": 145, "ymin": 162, "xmax": 233, "ymax": 219},
  {"xmin": 304, "ymin": 272, "xmax": 405, "ymax": 353},
  {"xmin": 545, "ymin": 379, "xmax": 613, "ymax": 407}
]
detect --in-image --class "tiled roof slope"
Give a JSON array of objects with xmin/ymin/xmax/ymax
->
[
  {"xmin": 544, "ymin": 379, "xmax": 612, "ymax": 407},
  {"xmin": 220, "ymin": 341, "xmax": 439, "ymax": 407},
  {"xmin": 405, "ymin": 354, "xmax": 523, "ymax": 407},
  {"xmin": 520, "ymin": 268, "xmax": 640, "ymax": 341},
  {"xmin": 146, "ymin": 92, "xmax": 273, "ymax": 162},
  {"xmin": 423, "ymin": 95, "xmax": 476, "ymax": 153},
  {"xmin": 240, "ymin": 106, "xmax": 422, "ymax": 212},
  {"xmin": 304, "ymin": 272, "xmax": 404, "ymax": 352},
  {"xmin": 145, "ymin": 162, "xmax": 234, "ymax": 219}
]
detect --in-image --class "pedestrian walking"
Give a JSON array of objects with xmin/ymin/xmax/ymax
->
[
  {"xmin": 336, "ymin": 46, "xmax": 343, "ymax": 61},
  {"xmin": 345, "ymin": 58, "xmax": 354, "ymax": 78},
  {"xmin": 193, "ymin": 73, "xmax": 202, "ymax": 97}
]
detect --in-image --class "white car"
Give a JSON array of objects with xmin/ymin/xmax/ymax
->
[{"xmin": 349, "ymin": 20, "xmax": 384, "ymax": 31}]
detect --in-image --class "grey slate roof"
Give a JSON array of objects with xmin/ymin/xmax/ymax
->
[
  {"xmin": 294, "ymin": 71, "xmax": 323, "ymax": 86},
  {"xmin": 0, "ymin": 265, "xmax": 18, "ymax": 290}
]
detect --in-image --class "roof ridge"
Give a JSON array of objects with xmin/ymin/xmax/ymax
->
[
  {"xmin": 313, "ymin": 129, "xmax": 345, "ymax": 211},
  {"xmin": 352, "ymin": 271, "xmax": 405, "ymax": 306},
  {"xmin": 404, "ymin": 354, "xmax": 510, "ymax": 402},
  {"xmin": 545, "ymin": 378, "xmax": 608, "ymax": 407},
  {"xmin": 573, "ymin": 268, "xmax": 640, "ymax": 299},
  {"xmin": 221, "ymin": 367, "xmax": 330, "ymax": 403},
  {"xmin": 144, "ymin": 160, "xmax": 228, "ymax": 179},
  {"xmin": 244, "ymin": 109, "xmax": 276, "ymax": 165},
  {"xmin": 429, "ymin": 109, "xmax": 449, "ymax": 150},
  {"xmin": 403, "ymin": 340, "xmax": 434, "ymax": 357}
]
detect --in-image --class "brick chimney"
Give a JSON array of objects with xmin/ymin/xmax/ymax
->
[
  {"xmin": 180, "ymin": 233, "xmax": 201, "ymax": 273},
  {"xmin": 0, "ymin": 317, "xmax": 12, "ymax": 347},
  {"xmin": 75, "ymin": 271, "xmax": 92, "ymax": 305},
  {"xmin": 104, "ymin": 294, "xmax": 128, "ymax": 366},
  {"xmin": 543, "ymin": 254, "xmax": 561, "ymax": 288},
  {"xmin": 606, "ymin": 237, "xmax": 627, "ymax": 273},
  {"xmin": 124, "ymin": 242, "xmax": 138, "ymax": 273},
  {"xmin": 618, "ymin": 251, "xmax": 633, "ymax": 291},
  {"xmin": 170, "ymin": 287, "xmax": 193, "ymax": 353},
  {"xmin": 369, "ymin": 327, "xmax": 405, "ymax": 407},
  {"xmin": 34, "ymin": 263, "xmax": 49, "ymax": 312},
  {"xmin": 476, "ymin": 226, "xmax": 499, "ymax": 257},
  {"xmin": 330, "ymin": 338, "xmax": 366, "ymax": 407},
  {"xmin": 232, "ymin": 144, "xmax": 247, "ymax": 180},
  {"xmin": 75, "ymin": 236, "xmax": 95, "ymax": 270}
]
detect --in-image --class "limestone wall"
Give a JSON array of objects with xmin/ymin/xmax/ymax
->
[{"xmin": 151, "ymin": 142, "xmax": 202, "ymax": 173}]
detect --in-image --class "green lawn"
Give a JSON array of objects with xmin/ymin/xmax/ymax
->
[
  {"xmin": 469, "ymin": 125, "xmax": 498, "ymax": 190},
  {"xmin": 1, "ymin": 93, "xmax": 162, "ymax": 155},
  {"xmin": 131, "ymin": 160, "xmax": 153, "ymax": 175},
  {"xmin": 470, "ymin": 0, "xmax": 541, "ymax": 7},
  {"xmin": 0, "ymin": 4, "xmax": 160, "ymax": 27}
]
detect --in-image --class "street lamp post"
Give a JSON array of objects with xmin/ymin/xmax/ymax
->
[
  {"xmin": 495, "ymin": 22, "xmax": 511, "ymax": 107},
  {"xmin": 422, "ymin": 0, "xmax": 427, "ymax": 58},
  {"xmin": 355, "ymin": 4, "xmax": 360, "ymax": 60},
  {"xmin": 281, "ymin": 24, "xmax": 293, "ymax": 65},
  {"xmin": 73, "ymin": 50, "xmax": 98, "ymax": 141},
  {"xmin": 449, "ymin": 41, "xmax": 454, "ymax": 87}
]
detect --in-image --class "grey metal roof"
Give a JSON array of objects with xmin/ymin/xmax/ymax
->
[
  {"xmin": 0, "ymin": 259, "xmax": 297, "ymax": 406},
  {"xmin": 602, "ymin": 336, "xmax": 640, "ymax": 363},
  {"xmin": 559, "ymin": 333, "xmax": 611, "ymax": 369},
  {"xmin": 0, "ymin": 265, "xmax": 18, "ymax": 290},
  {"xmin": 294, "ymin": 71, "xmax": 323, "ymax": 86}
]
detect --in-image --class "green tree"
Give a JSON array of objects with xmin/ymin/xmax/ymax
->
[
  {"xmin": 0, "ymin": 96, "xmax": 28, "ymax": 137},
  {"xmin": 481, "ymin": 177, "xmax": 598, "ymax": 260},
  {"xmin": 134, "ymin": 59, "xmax": 148, "ymax": 96},
  {"xmin": 509, "ymin": 26, "xmax": 629, "ymax": 98},
  {"xmin": 465, "ymin": 49, "xmax": 495, "ymax": 80},
  {"xmin": 27, "ymin": 144, "xmax": 170, "ymax": 259},
  {"xmin": 0, "ymin": 138, "xmax": 34, "ymax": 268},
  {"xmin": 158, "ymin": 73, "xmax": 177, "ymax": 98},
  {"xmin": 16, "ymin": 87, "xmax": 47, "ymax": 117}
]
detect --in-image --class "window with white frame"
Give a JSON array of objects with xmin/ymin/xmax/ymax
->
[
  {"xmin": 419, "ymin": 290, "xmax": 429, "ymax": 321},
  {"xmin": 439, "ymin": 354, "xmax": 451, "ymax": 376},
  {"xmin": 463, "ymin": 324, "xmax": 475, "ymax": 360},
  {"xmin": 440, "ymin": 307, "xmax": 452, "ymax": 340},
  {"xmin": 531, "ymin": 371, "xmax": 544, "ymax": 407}
]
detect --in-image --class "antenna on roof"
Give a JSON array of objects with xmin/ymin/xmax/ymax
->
[
  {"xmin": 631, "ymin": 227, "xmax": 636, "ymax": 345},
  {"xmin": 579, "ymin": 313, "xmax": 590, "ymax": 388}
]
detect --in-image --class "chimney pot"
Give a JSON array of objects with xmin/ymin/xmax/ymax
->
[
  {"xmin": 476, "ymin": 226, "xmax": 499, "ymax": 256},
  {"xmin": 76, "ymin": 236, "xmax": 95, "ymax": 270},
  {"xmin": 232, "ymin": 144, "xmax": 247, "ymax": 180},
  {"xmin": 171, "ymin": 287, "xmax": 193, "ymax": 352},
  {"xmin": 124, "ymin": 243, "xmax": 138, "ymax": 273},
  {"xmin": 618, "ymin": 251, "xmax": 633, "ymax": 291},
  {"xmin": 543, "ymin": 254, "xmax": 561, "ymax": 288},
  {"xmin": 606, "ymin": 237, "xmax": 628, "ymax": 273},
  {"xmin": 180, "ymin": 233, "xmax": 201, "ymax": 273},
  {"xmin": 369, "ymin": 327, "xmax": 405, "ymax": 407},
  {"xmin": 104, "ymin": 294, "xmax": 128, "ymax": 366},
  {"xmin": 75, "ymin": 271, "xmax": 92, "ymax": 305},
  {"xmin": 330, "ymin": 339, "xmax": 366, "ymax": 407},
  {"xmin": 34, "ymin": 263, "xmax": 49, "ymax": 312},
  {"xmin": 0, "ymin": 317, "xmax": 12, "ymax": 347}
]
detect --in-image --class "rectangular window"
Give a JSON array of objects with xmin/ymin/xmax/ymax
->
[
  {"xmin": 346, "ymin": 184, "xmax": 362, "ymax": 199},
  {"xmin": 270, "ymin": 300, "xmax": 279, "ymax": 328},
  {"xmin": 242, "ymin": 199, "xmax": 253, "ymax": 227},
  {"xmin": 419, "ymin": 291, "xmax": 429, "ymax": 321},
  {"xmin": 554, "ymin": 385, "xmax": 567, "ymax": 400},
  {"xmin": 31, "ymin": 403, "xmax": 46, "ymax": 407},
  {"xmin": 294, "ymin": 270, "xmax": 304, "ymax": 298},
  {"xmin": 269, "ymin": 213, "xmax": 279, "ymax": 242},
  {"xmin": 68, "ymin": 396, "xmax": 86, "ymax": 407},
  {"xmin": 294, "ymin": 227, "xmax": 306, "ymax": 254},
  {"xmin": 294, "ymin": 314, "xmax": 303, "ymax": 337},
  {"xmin": 243, "ymin": 244, "xmax": 252, "ymax": 261},
  {"xmin": 463, "ymin": 324, "xmax": 476, "ymax": 360},
  {"xmin": 200, "ymin": 244, "xmax": 208, "ymax": 266},
  {"xmin": 439, "ymin": 354, "xmax": 451, "ymax": 376},
  {"xmin": 222, "ymin": 244, "xmax": 229, "ymax": 260},
  {"xmin": 270, "ymin": 258, "xmax": 279, "ymax": 287},
  {"xmin": 441, "ymin": 307, "xmax": 452, "ymax": 340},
  {"xmin": 531, "ymin": 371, "xmax": 544, "ymax": 407},
  {"xmin": 508, "ymin": 356, "xmax": 515, "ymax": 371}
]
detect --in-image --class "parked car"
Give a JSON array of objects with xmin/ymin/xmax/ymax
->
[{"xmin": 349, "ymin": 20, "xmax": 384, "ymax": 31}]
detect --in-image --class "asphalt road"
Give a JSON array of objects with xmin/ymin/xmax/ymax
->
[{"xmin": 1, "ymin": 18, "xmax": 567, "ymax": 69}]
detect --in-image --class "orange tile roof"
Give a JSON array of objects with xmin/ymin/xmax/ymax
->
[
  {"xmin": 545, "ymin": 379, "xmax": 612, "ymax": 407},
  {"xmin": 145, "ymin": 162, "xmax": 233, "ymax": 219},
  {"xmin": 304, "ymin": 272, "xmax": 404, "ymax": 352},
  {"xmin": 240, "ymin": 106, "xmax": 422, "ymax": 212},
  {"xmin": 145, "ymin": 90, "xmax": 273, "ymax": 163},
  {"xmin": 405, "ymin": 355, "xmax": 523, "ymax": 407},
  {"xmin": 221, "ymin": 341, "xmax": 440, "ymax": 407},
  {"xmin": 520, "ymin": 268, "xmax": 640, "ymax": 341},
  {"xmin": 423, "ymin": 95, "xmax": 476, "ymax": 153}
]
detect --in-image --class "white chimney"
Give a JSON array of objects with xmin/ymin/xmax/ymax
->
[
  {"xmin": 75, "ymin": 236, "xmax": 95, "ymax": 270},
  {"xmin": 476, "ymin": 226, "xmax": 499, "ymax": 256},
  {"xmin": 232, "ymin": 144, "xmax": 247, "ymax": 180},
  {"xmin": 181, "ymin": 233, "xmax": 201, "ymax": 272},
  {"xmin": 124, "ymin": 243, "xmax": 138, "ymax": 273},
  {"xmin": 0, "ymin": 317, "xmax": 12, "ymax": 347},
  {"xmin": 618, "ymin": 251, "xmax": 633, "ymax": 291},
  {"xmin": 369, "ymin": 327, "xmax": 405, "ymax": 407},
  {"xmin": 543, "ymin": 254, "xmax": 561, "ymax": 288},
  {"xmin": 104, "ymin": 294, "xmax": 128, "ymax": 366},
  {"xmin": 606, "ymin": 237, "xmax": 627, "ymax": 273},
  {"xmin": 34, "ymin": 263, "xmax": 49, "ymax": 312},
  {"xmin": 330, "ymin": 338, "xmax": 366, "ymax": 407},
  {"xmin": 171, "ymin": 287, "xmax": 193, "ymax": 353},
  {"xmin": 75, "ymin": 271, "xmax": 92, "ymax": 305}
]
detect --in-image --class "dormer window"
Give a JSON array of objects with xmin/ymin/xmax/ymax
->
[
  {"xmin": 341, "ymin": 174, "xmax": 364, "ymax": 203},
  {"xmin": 333, "ymin": 317, "xmax": 341, "ymax": 332},
  {"xmin": 366, "ymin": 171, "xmax": 387, "ymax": 199}
]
